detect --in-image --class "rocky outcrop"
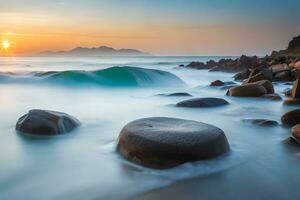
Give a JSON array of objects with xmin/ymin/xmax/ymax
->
[
  {"xmin": 186, "ymin": 55, "xmax": 260, "ymax": 73},
  {"xmin": 16, "ymin": 109, "xmax": 80, "ymax": 136},
  {"xmin": 176, "ymin": 98, "xmax": 229, "ymax": 108},
  {"xmin": 210, "ymin": 80, "xmax": 225, "ymax": 86},
  {"xmin": 185, "ymin": 36, "xmax": 300, "ymax": 82},
  {"xmin": 117, "ymin": 117, "xmax": 230, "ymax": 169}
]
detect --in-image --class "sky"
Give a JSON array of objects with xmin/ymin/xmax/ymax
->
[{"xmin": 0, "ymin": 0, "xmax": 299, "ymax": 56}]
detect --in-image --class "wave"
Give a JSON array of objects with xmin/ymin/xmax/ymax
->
[{"xmin": 0, "ymin": 66, "xmax": 185, "ymax": 87}]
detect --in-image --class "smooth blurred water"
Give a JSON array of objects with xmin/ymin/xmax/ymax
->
[{"xmin": 0, "ymin": 56, "xmax": 299, "ymax": 200}]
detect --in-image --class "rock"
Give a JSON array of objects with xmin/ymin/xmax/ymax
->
[
  {"xmin": 176, "ymin": 97, "xmax": 229, "ymax": 108},
  {"xmin": 273, "ymin": 70, "xmax": 295, "ymax": 82},
  {"xmin": 16, "ymin": 109, "xmax": 80, "ymax": 135},
  {"xmin": 117, "ymin": 117, "xmax": 230, "ymax": 169},
  {"xmin": 292, "ymin": 79, "xmax": 300, "ymax": 98},
  {"xmin": 281, "ymin": 109, "xmax": 300, "ymax": 126},
  {"xmin": 284, "ymin": 88, "xmax": 292, "ymax": 97},
  {"xmin": 159, "ymin": 92, "xmax": 192, "ymax": 97},
  {"xmin": 233, "ymin": 69, "xmax": 250, "ymax": 81},
  {"xmin": 179, "ymin": 64, "xmax": 185, "ymax": 67},
  {"xmin": 227, "ymin": 84, "xmax": 267, "ymax": 97},
  {"xmin": 291, "ymin": 69, "xmax": 300, "ymax": 79},
  {"xmin": 210, "ymin": 80, "xmax": 235, "ymax": 87},
  {"xmin": 283, "ymin": 98, "xmax": 300, "ymax": 105},
  {"xmin": 210, "ymin": 80, "xmax": 225, "ymax": 86},
  {"xmin": 186, "ymin": 62, "xmax": 208, "ymax": 70},
  {"xmin": 241, "ymin": 119, "xmax": 279, "ymax": 126},
  {"xmin": 244, "ymin": 69, "xmax": 273, "ymax": 83},
  {"xmin": 294, "ymin": 61, "xmax": 300, "ymax": 68},
  {"xmin": 292, "ymin": 124, "xmax": 300, "ymax": 141},
  {"xmin": 246, "ymin": 80, "xmax": 274, "ymax": 94},
  {"xmin": 282, "ymin": 137, "xmax": 300, "ymax": 147},
  {"xmin": 262, "ymin": 93, "xmax": 282, "ymax": 101},
  {"xmin": 286, "ymin": 35, "xmax": 300, "ymax": 53},
  {"xmin": 270, "ymin": 64, "xmax": 288, "ymax": 73}
]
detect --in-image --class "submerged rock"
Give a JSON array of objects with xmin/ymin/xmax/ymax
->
[
  {"xmin": 117, "ymin": 117, "xmax": 230, "ymax": 169},
  {"xmin": 210, "ymin": 80, "xmax": 236, "ymax": 87},
  {"xmin": 158, "ymin": 92, "xmax": 192, "ymax": 97},
  {"xmin": 176, "ymin": 97, "xmax": 229, "ymax": 108},
  {"xmin": 16, "ymin": 109, "xmax": 80, "ymax": 135},
  {"xmin": 282, "ymin": 137, "xmax": 300, "ymax": 147},
  {"xmin": 210, "ymin": 80, "xmax": 225, "ymax": 86},
  {"xmin": 241, "ymin": 119, "xmax": 279, "ymax": 126},
  {"xmin": 262, "ymin": 93, "xmax": 282, "ymax": 101},
  {"xmin": 227, "ymin": 84, "xmax": 267, "ymax": 97},
  {"xmin": 281, "ymin": 109, "xmax": 300, "ymax": 126}
]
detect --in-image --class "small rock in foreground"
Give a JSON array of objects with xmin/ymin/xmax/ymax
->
[{"xmin": 16, "ymin": 109, "xmax": 80, "ymax": 136}]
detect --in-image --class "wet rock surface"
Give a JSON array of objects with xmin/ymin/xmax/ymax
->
[
  {"xmin": 16, "ymin": 109, "xmax": 80, "ymax": 136},
  {"xmin": 281, "ymin": 109, "xmax": 300, "ymax": 127},
  {"xmin": 176, "ymin": 98, "xmax": 229, "ymax": 108},
  {"xmin": 117, "ymin": 117, "xmax": 230, "ymax": 169}
]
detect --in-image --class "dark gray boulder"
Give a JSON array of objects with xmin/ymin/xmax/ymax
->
[
  {"xmin": 117, "ymin": 117, "xmax": 230, "ymax": 169},
  {"xmin": 16, "ymin": 109, "xmax": 80, "ymax": 135},
  {"xmin": 176, "ymin": 98, "xmax": 229, "ymax": 108}
]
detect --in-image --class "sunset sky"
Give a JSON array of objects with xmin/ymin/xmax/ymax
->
[{"xmin": 0, "ymin": 0, "xmax": 299, "ymax": 56}]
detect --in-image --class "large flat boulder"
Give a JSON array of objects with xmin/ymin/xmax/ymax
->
[
  {"xmin": 117, "ymin": 117, "xmax": 230, "ymax": 169},
  {"xmin": 176, "ymin": 98, "xmax": 229, "ymax": 108},
  {"xmin": 16, "ymin": 109, "xmax": 80, "ymax": 136}
]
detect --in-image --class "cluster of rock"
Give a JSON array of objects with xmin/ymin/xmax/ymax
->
[
  {"xmin": 16, "ymin": 109, "xmax": 230, "ymax": 169},
  {"xmin": 184, "ymin": 36, "xmax": 300, "ymax": 82}
]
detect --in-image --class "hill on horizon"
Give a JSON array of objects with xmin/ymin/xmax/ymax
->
[{"xmin": 39, "ymin": 46, "xmax": 151, "ymax": 57}]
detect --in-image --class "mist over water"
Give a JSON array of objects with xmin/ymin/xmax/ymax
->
[{"xmin": 0, "ymin": 56, "xmax": 299, "ymax": 200}]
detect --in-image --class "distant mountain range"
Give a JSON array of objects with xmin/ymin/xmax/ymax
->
[{"xmin": 39, "ymin": 46, "xmax": 151, "ymax": 57}]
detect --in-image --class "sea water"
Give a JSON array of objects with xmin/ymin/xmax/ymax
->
[{"xmin": 0, "ymin": 56, "xmax": 299, "ymax": 200}]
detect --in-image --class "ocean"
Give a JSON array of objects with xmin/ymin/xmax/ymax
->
[{"xmin": 0, "ymin": 56, "xmax": 298, "ymax": 200}]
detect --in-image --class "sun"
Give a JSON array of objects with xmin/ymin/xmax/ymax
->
[{"xmin": 2, "ymin": 40, "xmax": 11, "ymax": 50}]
